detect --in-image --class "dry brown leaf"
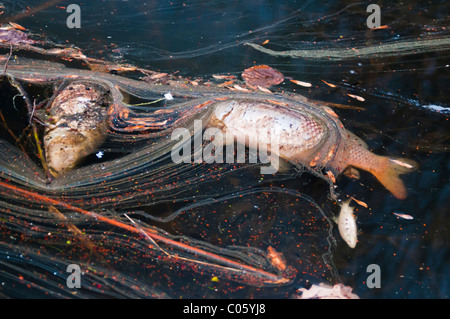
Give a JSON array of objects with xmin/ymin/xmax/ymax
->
[{"xmin": 241, "ymin": 65, "xmax": 284, "ymax": 88}]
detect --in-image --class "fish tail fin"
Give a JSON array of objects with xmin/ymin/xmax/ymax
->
[{"xmin": 372, "ymin": 157, "xmax": 418, "ymax": 199}]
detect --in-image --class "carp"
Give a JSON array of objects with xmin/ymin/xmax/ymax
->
[{"xmin": 208, "ymin": 97, "xmax": 417, "ymax": 199}]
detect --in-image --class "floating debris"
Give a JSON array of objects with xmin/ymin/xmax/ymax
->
[
  {"xmin": 0, "ymin": 27, "xmax": 35, "ymax": 45},
  {"xmin": 231, "ymin": 84, "xmax": 250, "ymax": 92},
  {"xmin": 212, "ymin": 74, "xmax": 235, "ymax": 80},
  {"xmin": 350, "ymin": 196, "xmax": 368, "ymax": 208},
  {"xmin": 389, "ymin": 158, "xmax": 416, "ymax": 169},
  {"xmin": 297, "ymin": 283, "xmax": 359, "ymax": 299},
  {"xmin": 392, "ymin": 212, "xmax": 414, "ymax": 220},
  {"xmin": 421, "ymin": 104, "xmax": 450, "ymax": 114},
  {"xmin": 217, "ymin": 80, "xmax": 235, "ymax": 87},
  {"xmin": 9, "ymin": 22, "xmax": 27, "ymax": 31},
  {"xmin": 321, "ymin": 80, "xmax": 337, "ymax": 88},
  {"xmin": 290, "ymin": 79, "xmax": 312, "ymax": 87},
  {"xmin": 371, "ymin": 25, "xmax": 389, "ymax": 30},
  {"xmin": 267, "ymin": 246, "xmax": 286, "ymax": 272},
  {"xmin": 347, "ymin": 93, "xmax": 365, "ymax": 102},
  {"xmin": 257, "ymin": 85, "xmax": 272, "ymax": 93},
  {"xmin": 241, "ymin": 65, "xmax": 284, "ymax": 88}
]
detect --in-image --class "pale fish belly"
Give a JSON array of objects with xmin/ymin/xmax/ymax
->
[
  {"xmin": 210, "ymin": 99, "xmax": 328, "ymax": 163},
  {"xmin": 44, "ymin": 81, "xmax": 112, "ymax": 177}
]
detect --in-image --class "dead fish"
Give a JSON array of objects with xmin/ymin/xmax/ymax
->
[
  {"xmin": 336, "ymin": 199, "xmax": 358, "ymax": 248},
  {"xmin": 208, "ymin": 98, "xmax": 417, "ymax": 199},
  {"xmin": 44, "ymin": 81, "xmax": 112, "ymax": 177}
]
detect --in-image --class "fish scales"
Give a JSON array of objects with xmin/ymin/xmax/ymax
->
[
  {"xmin": 44, "ymin": 81, "xmax": 112, "ymax": 177},
  {"xmin": 208, "ymin": 97, "xmax": 416, "ymax": 199}
]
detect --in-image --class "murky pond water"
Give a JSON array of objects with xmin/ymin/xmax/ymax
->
[{"xmin": 0, "ymin": 0, "xmax": 448, "ymax": 299}]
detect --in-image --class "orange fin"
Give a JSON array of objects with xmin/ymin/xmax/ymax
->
[{"xmin": 372, "ymin": 157, "xmax": 418, "ymax": 199}]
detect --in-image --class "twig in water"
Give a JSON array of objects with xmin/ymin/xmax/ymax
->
[{"xmin": 3, "ymin": 42, "xmax": 12, "ymax": 74}]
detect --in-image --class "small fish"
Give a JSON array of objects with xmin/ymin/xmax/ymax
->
[
  {"xmin": 336, "ymin": 200, "xmax": 358, "ymax": 248},
  {"xmin": 392, "ymin": 212, "xmax": 414, "ymax": 220}
]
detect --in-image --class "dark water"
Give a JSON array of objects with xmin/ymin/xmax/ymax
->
[{"xmin": 0, "ymin": 0, "xmax": 448, "ymax": 299}]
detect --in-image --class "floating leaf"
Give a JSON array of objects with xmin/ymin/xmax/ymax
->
[{"xmin": 241, "ymin": 65, "xmax": 284, "ymax": 88}]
